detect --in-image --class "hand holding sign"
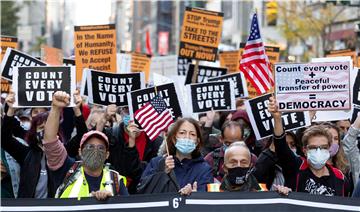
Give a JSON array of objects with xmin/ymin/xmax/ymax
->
[
  {"xmin": 105, "ymin": 104, "xmax": 117, "ymax": 121},
  {"xmin": 204, "ymin": 109, "xmax": 215, "ymax": 127},
  {"xmin": 73, "ymin": 90, "xmax": 82, "ymax": 116},
  {"xmin": 268, "ymin": 96, "xmax": 284, "ymax": 136},
  {"xmin": 52, "ymin": 91, "xmax": 70, "ymax": 109},
  {"xmin": 126, "ymin": 121, "xmax": 141, "ymax": 148}
]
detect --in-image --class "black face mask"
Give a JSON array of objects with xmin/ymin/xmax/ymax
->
[{"xmin": 227, "ymin": 167, "xmax": 250, "ymax": 186}]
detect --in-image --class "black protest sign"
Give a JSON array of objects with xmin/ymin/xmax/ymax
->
[
  {"xmin": 188, "ymin": 81, "xmax": 235, "ymax": 113},
  {"xmin": 13, "ymin": 66, "xmax": 75, "ymax": 107},
  {"xmin": 245, "ymin": 93, "xmax": 310, "ymax": 140},
  {"xmin": 0, "ymin": 48, "xmax": 46, "ymax": 81},
  {"xmin": 185, "ymin": 64, "xmax": 227, "ymax": 84},
  {"xmin": 63, "ymin": 58, "xmax": 75, "ymax": 66},
  {"xmin": 353, "ymin": 68, "xmax": 360, "ymax": 106},
  {"xmin": 208, "ymin": 72, "xmax": 248, "ymax": 98},
  {"xmin": 178, "ymin": 57, "xmax": 192, "ymax": 76},
  {"xmin": 87, "ymin": 69, "xmax": 145, "ymax": 106},
  {"xmin": 127, "ymin": 83, "xmax": 183, "ymax": 119}
]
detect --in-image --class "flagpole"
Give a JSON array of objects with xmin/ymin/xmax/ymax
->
[{"xmin": 192, "ymin": 60, "xmax": 199, "ymax": 83}]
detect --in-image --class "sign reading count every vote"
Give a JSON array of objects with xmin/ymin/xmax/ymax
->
[{"xmin": 275, "ymin": 61, "xmax": 351, "ymax": 111}]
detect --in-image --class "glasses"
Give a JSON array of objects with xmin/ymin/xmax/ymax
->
[
  {"xmin": 306, "ymin": 145, "xmax": 329, "ymax": 150},
  {"xmin": 83, "ymin": 144, "xmax": 106, "ymax": 151}
]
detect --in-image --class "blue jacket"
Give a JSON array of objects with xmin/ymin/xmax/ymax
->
[{"xmin": 141, "ymin": 156, "xmax": 213, "ymax": 191}]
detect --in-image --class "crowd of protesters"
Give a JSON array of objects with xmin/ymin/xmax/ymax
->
[{"xmin": 1, "ymin": 90, "xmax": 359, "ymax": 201}]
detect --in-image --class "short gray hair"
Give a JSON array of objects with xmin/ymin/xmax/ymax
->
[{"xmin": 224, "ymin": 141, "xmax": 251, "ymax": 163}]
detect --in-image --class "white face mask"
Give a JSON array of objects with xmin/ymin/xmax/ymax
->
[
  {"xmin": 307, "ymin": 148, "xmax": 330, "ymax": 170},
  {"xmin": 21, "ymin": 122, "xmax": 31, "ymax": 131}
]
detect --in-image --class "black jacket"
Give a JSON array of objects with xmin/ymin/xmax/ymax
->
[{"xmin": 253, "ymin": 148, "xmax": 280, "ymax": 190}]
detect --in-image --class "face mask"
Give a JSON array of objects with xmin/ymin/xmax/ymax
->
[
  {"xmin": 291, "ymin": 148, "xmax": 298, "ymax": 156},
  {"xmin": 329, "ymin": 143, "xmax": 339, "ymax": 157},
  {"xmin": 22, "ymin": 122, "xmax": 31, "ymax": 131},
  {"xmin": 81, "ymin": 147, "xmax": 107, "ymax": 171},
  {"xmin": 227, "ymin": 167, "xmax": 250, "ymax": 186},
  {"xmin": 340, "ymin": 132, "xmax": 345, "ymax": 140},
  {"xmin": 307, "ymin": 148, "xmax": 330, "ymax": 170},
  {"xmin": 243, "ymin": 127, "xmax": 251, "ymax": 139},
  {"xmin": 36, "ymin": 130, "xmax": 44, "ymax": 143},
  {"xmin": 175, "ymin": 138, "xmax": 196, "ymax": 155},
  {"xmin": 123, "ymin": 115, "xmax": 130, "ymax": 127},
  {"xmin": 223, "ymin": 144, "xmax": 229, "ymax": 152}
]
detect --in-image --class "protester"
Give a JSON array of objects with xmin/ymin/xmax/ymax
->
[
  {"xmin": 42, "ymin": 91, "xmax": 128, "ymax": 200},
  {"xmin": 139, "ymin": 118, "xmax": 213, "ymax": 195}
]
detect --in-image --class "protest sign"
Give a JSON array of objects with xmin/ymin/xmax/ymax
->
[
  {"xmin": 63, "ymin": 58, "xmax": 75, "ymax": 66},
  {"xmin": 1, "ymin": 36, "xmax": 17, "ymax": 62},
  {"xmin": 117, "ymin": 52, "xmax": 131, "ymax": 73},
  {"xmin": 41, "ymin": 45, "xmax": 63, "ymax": 65},
  {"xmin": 1, "ymin": 79, "xmax": 11, "ymax": 93},
  {"xmin": 325, "ymin": 48, "xmax": 357, "ymax": 67},
  {"xmin": 86, "ymin": 69, "xmax": 144, "ymax": 107},
  {"xmin": 219, "ymin": 50, "xmax": 241, "ymax": 73},
  {"xmin": 12, "ymin": 66, "xmax": 75, "ymax": 108},
  {"xmin": 80, "ymin": 68, "xmax": 89, "ymax": 96},
  {"xmin": 275, "ymin": 61, "xmax": 351, "ymax": 111},
  {"xmin": 187, "ymin": 81, "xmax": 235, "ymax": 113},
  {"xmin": 74, "ymin": 24, "xmax": 117, "ymax": 83},
  {"xmin": 245, "ymin": 93, "xmax": 311, "ymax": 140},
  {"xmin": 185, "ymin": 64, "xmax": 227, "ymax": 84},
  {"xmin": 0, "ymin": 48, "xmax": 46, "ymax": 81},
  {"xmin": 153, "ymin": 73, "xmax": 174, "ymax": 86},
  {"xmin": 208, "ymin": 72, "xmax": 248, "ymax": 98},
  {"xmin": 178, "ymin": 56, "xmax": 192, "ymax": 76},
  {"xmin": 179, "ymin": 7, "xmax": 223, "ymax": 61},
  {"xmin": 127, "ymin": 83, "xmax": 183, "ymax": 120},
  {"xmin": 150, "ymin": 55, "xmax": 177, "ymax": 77},
  {"xmin": 131, "ymin": 52, "xmax": 151, "ymax": 82}
]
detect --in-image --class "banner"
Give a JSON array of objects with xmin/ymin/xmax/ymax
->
[
  {"xmin": 1, "ymin": 35, "xmax": 17, "ymax": 62},
  {"xmin": 127, "ymin": 83, "xmax": 183, "ymax": 120},
  {"xmin": 117, "ymin": 52, "xmax": 132, "ymax": 73},
  {"xmin": 275, "ymin": 61, "xmax": 351, "ymax": 111},
  {"xmin": 325, "ymin": 48, "xmax": 357, "ymax": 67},
  {"xmin": 2, "ymin": 192, "xmax": 359, "ymax": 212},
  {"xmin": 12, "ymin": 66, "xmax": 75, "ymax": 108},
  {"xmin": 131, "ymin": 52, "xmax": 151, "ymax": 82},
  {"xmin": 150, "ymin": 55, "xmax": 177, "ymax": 77},
  {"xmin": 158, "ymin": 31, "xmax": 169, "ymax": 56},
  {"xmin": 187, "ymin": 81, "xmax": 235, "ymax": 113},
  {"xmin": 245, "ymin": 93, "xmax": 311, "ymax": 140},
  {"xmin": 74, "ymin": 24, "xmax": 117, "ymax": 83},
  {"xmin": 86, "ymin": 69, "xmax": 145, "ymax": 107},
  {"xmin": 0, "ymin": 48, "xmax": 47, "ymax": 81},
  {"xmin": 208, "ymin": 72, "xmax": 248, "ymax": 98},
  {"xmin": 185, "ymin": 64, "xmax": 227, "ymax": 84},
  {"xmin": 179, "ymin": 7, "xmax": 224, "ymax": 61},
  {"xmin": 178, "ymin": 56, "xmax": 192, "ymax": 76},
  {"xmin": 219, "ymin": 50, "xmax": 241, "ymax": 73},
  {"xmin": 41, "ymin": 45, "xmax": 63, "ymax": 65}
]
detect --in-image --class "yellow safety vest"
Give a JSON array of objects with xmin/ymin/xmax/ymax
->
[{"xmin": 57, "ymin": 165, "xmax": 126, "ymax": 199}]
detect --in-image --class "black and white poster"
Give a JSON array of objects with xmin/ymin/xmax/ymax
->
[
  {"xmin": 178, "ymin": 57, "xmax": 192, "ymax": 76},
  {"xmin": 208, "ymin": 72, "xmax": 248, "ymax": 98},
  {"xmin": 12, "ymin": 66, "xmax": 75, "ymax": 108},
  {"xmin": 86, "ymin": 69, "xmax": 145, "ymax": 107},
  {"xmin": 187, "ymin": 81, "xmax": 235, "ymax": 113},
  {"xmin": 245, "ymin": 93, "xmax": 311, "ymax": 140},
  {"xmin": 127, "ymin": 83, "xmax": 183, "ymax": 120},
  {"xmin": 0, "ymin": 48, "xmax": 47, "ymax": 81},
  {"xmin": 185, "ymin": 64, "xmax": 227, "ymax": 84},
  {"xmin": 63, "ymin": 58, "xmax": 75, "ymax": 66}
]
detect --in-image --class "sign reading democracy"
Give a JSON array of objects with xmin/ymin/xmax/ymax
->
[
  {"xmin": 275, "ymin": 61, "xmax": 351, "ymax": 111},
  {"xmin": 208, "ymin": 72, "xmax": 248, "ymax": 98},
  {"xmin": 86, "ymin": 69, "xmax": 144, "ymax": 107},
  {"xmin": 127, "ymin": 83, "xmax": 183, "ymax": 120},
  {"xmin": 178, "ymin": 56, "xmax": 192, "ymax": 76},
  {"xmin": 185, "ymin": 64, "xmax": 227, "ymax": 84},
  {"xmin": 219, "ymin": 50, "xmax": 241, "ymax": 73},
  {"xmin": 245, "ymin": 93, "xmax": 311, "ymax": 140},
  {"xmin": 131, "ymin": 52, "xmax": 151, "ymax": 82},
  {"xmin": 187, "ymin": 81, "xmax": 235, "ymax": 113},
  {"xmin": 1, "ymin": 35, "xmax": 17, "ymax": 61},
  {"xmin": 12, "ymin": 66, "xmax": 75, "ymax": 107},
  {"xmin": 0, "ymin": 48, "xmax": 46, "ymax": 81},
  {"xmin": 74, "ymin": 24, "xmax": 117, "ymax": 83},
  {"xmin": 179, "ymin": 7, "xmax": 223, "ymax": 61}
]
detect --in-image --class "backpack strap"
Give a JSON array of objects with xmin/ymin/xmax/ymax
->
[
  {"xmin": 55, "ymin": 161, "xmax": 82, "ymax": 198},
  {"xmin": 110, "ymin": 170, "xmax": 121, "ymax": 195}
]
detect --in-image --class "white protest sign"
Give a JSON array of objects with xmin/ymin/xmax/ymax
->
[
  {"xmin": 117, "ymin": 53, "xmax": 131, "ymax": 73},
  {"xmin": 275, "ymin": 61, "xmax": 351, "ymax": 112},
  {"xmin": 150, "ymin": 55, "xmax": 178, "ymax": 77}
]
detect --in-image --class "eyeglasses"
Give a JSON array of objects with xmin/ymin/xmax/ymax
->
[
  {"xmin": 306, "ymin": 145, "xmax": 329, "ymax": 150},
  {"xmin": 83, "ymin": 144, "xmax": 106, "ymax": 151}
]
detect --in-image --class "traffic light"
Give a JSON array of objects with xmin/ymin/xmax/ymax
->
[{"xmin": 266, "ymin": 1, "xmax": 278, "ymax": 26}]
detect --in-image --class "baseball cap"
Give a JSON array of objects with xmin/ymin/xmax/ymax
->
[{"xmin": 80, "ymin": 130, "xmax": 109, "ymax": 150}]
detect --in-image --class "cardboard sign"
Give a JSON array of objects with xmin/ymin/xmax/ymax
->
[
  {"xmin": 86, "ymin": 69, "xmax": 145, "ymax": 107},
  {"xmin": 325, "ymin": 48, "xmax": 357, "ymax": 67},
  {"xmin": 178, "ymin": 56, "xmax": 192, "ymax": 76},
  {"xmin": 63, "ymin": 58, "xmax": 75, "ymax": 66},
  {"xmin": 74, "ymin": 24, "xmax": 117, "ymax": 83},
  {"xmin": 12, "ymin": 66, "xmax": 75, "ymax": 108},
  {"xmin": 208, "ymin": 72, "xmax": 248, "ymax": 98},
  {"xmin": 219, "ymin": 50, "xmax": 241, "ymax": 73},
  {"xmin": 275, "ymin": 62, "xmax": 351, "ymax": 111},
  {"xmin": 41, "ymin": 45, "xmax": 63, "ymax": 65},
  {"xmin": 127, "ymin": 83, "xmax": 183, "ymax": 120},
  {"xmin": 0, "ymin": 48, "xmax": 46, "ymax": 81},
  {"xmin": 150, "ymin": 55, "xmax": 177, "ymax": 76},
  {"xmin": 185, "ymin": 64, "xmax": 227, "ymax": 84},
  {"xmin": 179, "ymin": 7, "xmax": 224, "ymax": 61},
  {"xmin": 1, "ymin": 36, "xmax": 17, "ymax": 62},
  {"xmin": 187, "ymin": 81, "xmax": 235, "ymax": 113},
  {"xmin": 1, "ymin": 78, "xmax": 11, "ymax": 93},
  {"xmin": 245, "ymin": 93, "xmax": 311, "ymax": 140},
  {"xmin": 131, "ymin": 52, "xmax": 151, "ymax": 82}
]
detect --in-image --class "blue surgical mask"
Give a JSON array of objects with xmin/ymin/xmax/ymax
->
[
  {"xmin": 21, "ymin": 121, "xmax": 31, "ymax": 131},
  {"xmin": 223, "ymin": 144, "xmax": 229, "ymax": 152},
  {"xmin": 123, "ymin": 115, "xmax": 130, "ymax": 127},
  {"xmin": 307, "ymin": 148, "xmax": 330, "ymax": 170},
  {"xmin": 175, "ymin": 138, "xmax": 196, "ymax": 155}
]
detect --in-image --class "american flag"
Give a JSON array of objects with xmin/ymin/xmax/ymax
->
[
  {"xmin": 240, "ymin": 13, "xmax": 274, "ymax": 94},
  {"xmin": 134, "ymin": 95, "xmax": 174, "ymax": 141}
]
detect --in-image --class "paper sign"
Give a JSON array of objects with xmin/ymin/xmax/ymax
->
[
  {"xmin": 185, "ymin": 64, "xmax": 227, "ymax": 84},
  {"xmin": 179, "ymin": 7, "xmax": 224, "ymax": 61},
  {"xmin": 325, "ymin": 48, "xmax": 357, "ymax": 67},
  {"xmin": 63, "ymin": 58, "xmax": 75, "ymax": 66},
  {"xmin": 150, "ymin": 55, "xmax": 178, "ymax": 76},
  {"xmin": 178, "ymin": 56, "xmax": 192, "ymax": 76},
  {"xmin": 117, "ymin": 52, "xmax": 131, "ymax": 73},
  {"xmin": 208, "ymin": 72, "xmax": 248, "ymax": 98},
  {"xmin": 1, "ymin": 36, "xmax": 17, "ymax": 62},
  {"xmin": 131, "ymin": 52, "xmax": 151, "ymax": 82},
  {"xmin": 219, "ymin": 50, "xmax": 241, "ymax": 73},
  {"xmin": 41, "ymin": 45, "xmax": 63, "ymax": 65}
]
